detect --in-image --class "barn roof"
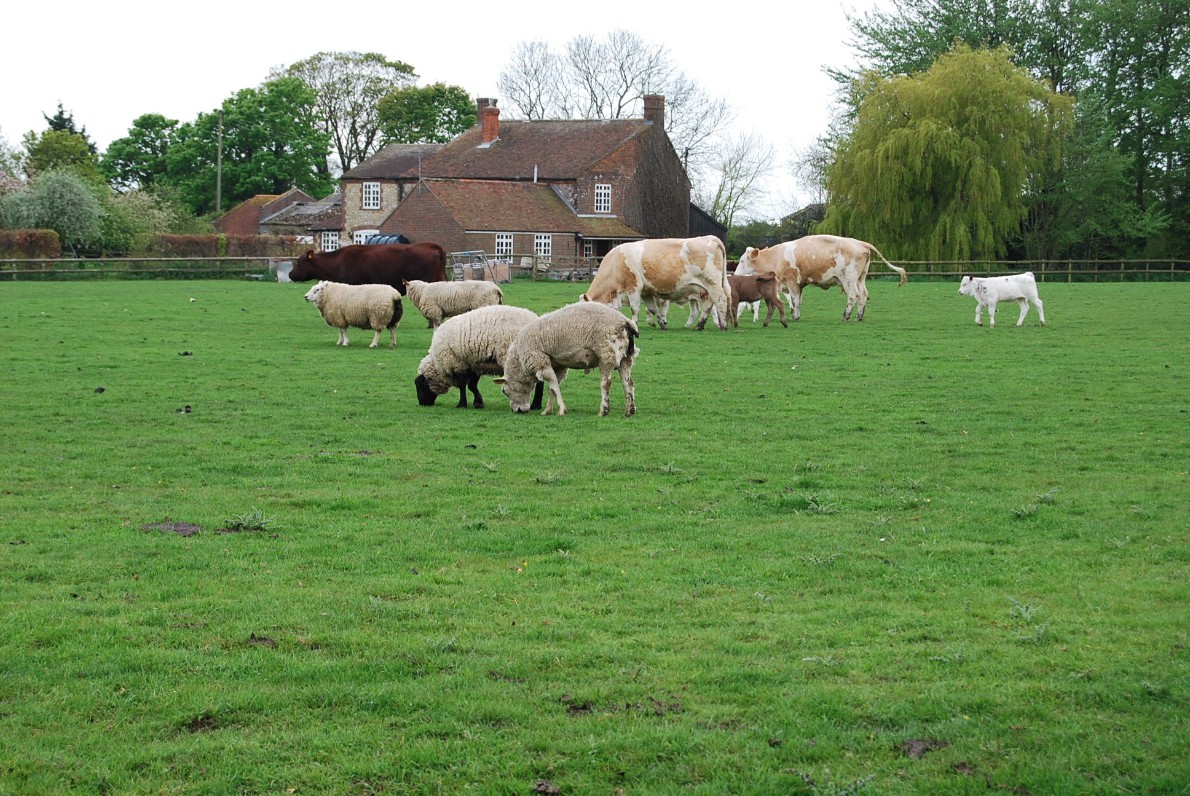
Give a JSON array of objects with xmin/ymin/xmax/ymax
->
[
  {"xmin": 343, "ymin": 144, "xmax": 444, "ymax": 179},
  {"xmin": 383, "ymin": 179, "xmax": 642, "ymax": 239},
  {"xmin": 424, "ymin": 119, "xmax": 650, "ymax": 181}
]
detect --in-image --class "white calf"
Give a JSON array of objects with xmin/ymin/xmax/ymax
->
[{"xmin": 958, "ymin": 272, "xmax": 1046, "ymax": 328}]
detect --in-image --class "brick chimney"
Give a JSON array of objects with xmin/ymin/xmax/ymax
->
[
  {"xmin": 643, "ymin": 94, "xmax": 665, "ymax": 129},
  {"xmin": 479, "ymin": 99, "xmax": 500, "ymax": 145}
]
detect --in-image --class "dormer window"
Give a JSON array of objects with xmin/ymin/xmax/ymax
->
[
  {"xmin": 362, "ymin": 182, "xmax": 381, "ymax": 210},
  {"xmin": 595, "ymin": 183, "xmax": 612, "ymax": 213}
]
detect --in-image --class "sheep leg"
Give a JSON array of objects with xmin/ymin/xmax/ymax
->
[
  {"xmin": 598, "ymin": 365, "xmax": 613, "ymax": 417},
  {"xmin": 368, "ymin": 329, "xmax": 382, "ymax": 348},
  {"xmin": 337, "ymin": 328, "xmax": 350, "ymax": 346},
  {"xmin": 468, "ymin": 372, "xmax": 484, "ymax": 409},
  {"xmin": 539, "ymin": 366, "xmax": 567, "ymax": 416},
  {"xmin": 619, "ymin": 357, "xmax": 636, "ymax": 417}
]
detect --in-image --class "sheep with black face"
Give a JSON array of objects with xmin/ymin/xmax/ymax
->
[{"xmin": 415, "ymin": 304, "xmax": 544, "ymax": 409}]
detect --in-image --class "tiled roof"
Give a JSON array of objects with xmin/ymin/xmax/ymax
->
[
  {"xmin": 343, "ymin": 144, "xmax": 444, "ymax": 179},
  {"xmin": 414, "ymin": 179, "xmax": 642, "ymax": 238},
  {"xmin": 422, "ymin": 119, "xmax": 649, "ymax": 180}
]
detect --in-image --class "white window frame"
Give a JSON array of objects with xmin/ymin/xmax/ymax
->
[
  {"xmin": 495, "ymin": 233, "xmax": 514, "ymax": 258},
  {"xmin": 594, "ymin": 183, "xmax": 612, "ymax": 213},
  {"xmin": 582, "ymin": 240, "xmax": 594, "ymax": 258},
  {"xmin": 320, "ymin": 231, "xmax": 340, "ymax": 252},
  {"xmin": 534, "ymin": 234, "xmax": 552, "ymax": 258},
  {"xmin": 354, "ymin": 229, "xmax": 378, "ymax": 246},
  {"xmin": 362, "ymin": 182, "xmax": 381, "ymax": 210}
]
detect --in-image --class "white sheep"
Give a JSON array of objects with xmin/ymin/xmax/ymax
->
[
  {"xmin": 495, "ymin": 302, "xmax": 639, "ymax": 417},
  {"xmin": 414, "ymin": 304, "xmax": 544, "ymax": 410},
  {"xmin": 403, "ymin": 279, "xmax": 503, "ymax": 328},
  {"xmin": 303, "ymin": 280, "xmax": 404, "ymax": 348}
]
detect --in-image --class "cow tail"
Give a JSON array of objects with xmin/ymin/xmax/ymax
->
[{"xmin": 867, "ymin": 242, "xmax": 908, "ymax": 286}]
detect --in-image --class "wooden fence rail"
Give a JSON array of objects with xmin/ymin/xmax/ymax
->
[{"xmin": 0, "ymin": 255, "xmax": 1186, "ymax": 282}]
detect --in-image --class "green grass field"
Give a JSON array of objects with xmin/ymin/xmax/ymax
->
[{"xmin": 0, "ymin": 277, "xmax": 1186, "ymax": 795}]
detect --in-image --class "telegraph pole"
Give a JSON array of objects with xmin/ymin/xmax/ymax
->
[{"xmin": 215, "ymin": 110, "xmax": 223, "ymax": 213}]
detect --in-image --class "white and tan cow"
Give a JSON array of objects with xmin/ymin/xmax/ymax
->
[
  {"xmin": 737, "ymin": 235, "xmax": 907, "ymax": 321},
  {"xmin": 958, "ymin": 272, "xmax": 1046, "ymax": 328},
  {"xmin": 581, "ymin": 236, "xmax": 731, "ymax": 331}
]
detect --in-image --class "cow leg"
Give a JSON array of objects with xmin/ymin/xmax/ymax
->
[
  {"xmin": 856, "ymin": 280, "xmax": 869, "ymax": 321},
  {"xmin": 710, "ymin": 287, "xmax": 730, "ymax": 331},
  {"xmin": 752, "ymin": 301, "xmax": 760, "ymax": 322},
  {"xmin": 1016, "ymin": 298, "xmax": 1029, "ymax": 326},
  {"xmin": 728, "ymin": 296, "xmax": 740, "ymax": 328},
  {"xmin": 974, "ymin": 304, "xmax": 984, "ymax": 326},
  {"xmin": 1032, "ymin": 297, "xmax": 1046, "ymax": 326},
  {"xmin": 762, "ymin": 300, "xmax": 776, "ymax": 328},
  {"xmin": 987, "ymin": 300, "xmax": 997, "ymax": 328}
]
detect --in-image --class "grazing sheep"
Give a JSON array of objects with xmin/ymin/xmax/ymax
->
[
  {"xmin": 496, "ymin": 302, "xmax": 639, "ymax": 417},
  {"xmin": 414, "ymin": 304, "xmax": 544, "ymax": 410},
  {"xmin": 403, "ymin": 279, "xmax": 503, "ymax": 328},
  {"xmin": 303, "ymin": 280, "xmax": 403, "ymax": 348},
  {"xmin": 727, "ymin": 272, "xmax": 788, "ymax": 328}
]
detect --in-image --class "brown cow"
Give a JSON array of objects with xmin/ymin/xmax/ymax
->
[
  {"xmin": 737, "ymin": 235, "xmax": 907, "ymax": 321},
  {"xmin": 288, "ymin": 242, "xmax": 447, "ymax": 295}
]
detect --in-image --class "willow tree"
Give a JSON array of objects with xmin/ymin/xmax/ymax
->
[{"xmin": 819, "ymin": 45, "xmax": 1071, "ymax": 260}]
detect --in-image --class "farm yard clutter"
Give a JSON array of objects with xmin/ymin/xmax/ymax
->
[{"xmin": 497, "ymin": 302, "xmax": 639, "ymax": 417}]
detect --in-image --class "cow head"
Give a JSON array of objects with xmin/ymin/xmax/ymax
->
[
  {"xmin": 958, "ymin": 275, "xmax": 976, "ymax": 296},
  {"xmin": 288, "ymin": 250, "xmax": 319, "ymax": 282}
]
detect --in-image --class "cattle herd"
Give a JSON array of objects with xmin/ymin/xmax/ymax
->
[{"xmin": 289, "ymin": 236, "xmax": 1047, "ymax": 416}]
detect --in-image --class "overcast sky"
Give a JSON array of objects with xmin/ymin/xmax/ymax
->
[{"xmin": 2, "ymin": 0, "xmax": 882, "ymax": 219}]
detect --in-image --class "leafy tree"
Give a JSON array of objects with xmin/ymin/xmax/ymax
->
[
  {"xmin": 97, "ymin": 189, "xmax": 184, "ymax": 255},
  {"xmin": 101, "ymin": 114, "xmax": 178, "ymax": 191},
  {"xmin": 838, "ymin": 0, "xmax": 1188, "ymax": 257},
  {"xmin": 165, "ymin": 77, "xmax": 333, "ymax": 216},
  {"xmin": 1078, "ymin": 0, "xmax": 1188, "ymax": 255},
  {"xmin": 43, "ymin": 102, "xmax": 97, "ymax": 154},
  {"xmin": 1, "ymin": 170, "xmax": 104, "ymax": 254},
  {"xmin": 819, "ymin": 45, "xmax": 1072, "ymax": 260},
  {"xmin": 20, "ymin": 129, "xmax": 103, "ymax": 184},
  {"xmin": 273, "ymin": 51, "xmax": 417, "ymax": 173},
  {"xmin": 377, "ymin": 83, "xmax": 477, "ymax": 144}
]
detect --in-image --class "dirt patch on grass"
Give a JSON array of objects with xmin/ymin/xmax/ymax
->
[
  {"xmin": 141, "ymin": 521, "xmax": 203, "ymax": 537},
  {"xmin": 899, "ymin": 738, "xmax": 949, "ymax": 759}
]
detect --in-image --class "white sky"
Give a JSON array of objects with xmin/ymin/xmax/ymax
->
[{"xmin": 1, "ymin": 1, "xmax": 882, "ymax": 220}]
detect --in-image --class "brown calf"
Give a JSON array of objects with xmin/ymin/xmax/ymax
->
[{"xmin": 727, "ymin": 273, "xmax": 787, "ymax": 328}]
